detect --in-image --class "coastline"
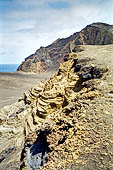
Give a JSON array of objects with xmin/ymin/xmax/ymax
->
[{"xmin": 0, "ymin": 71, "xmax": 54, "ymax": 108}]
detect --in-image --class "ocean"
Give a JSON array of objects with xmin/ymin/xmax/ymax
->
[{"xmin": 0, "ymin": 64, "xmax": 19, "ymax": 72}]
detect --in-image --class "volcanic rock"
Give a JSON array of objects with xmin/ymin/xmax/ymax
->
[
  {"xmin": 0, "ymin": 44, "xmax": 113, "ymax": 170},
  {"xmin": 17, "ymin": 23, "xmax": 113, "ymax": 73}
]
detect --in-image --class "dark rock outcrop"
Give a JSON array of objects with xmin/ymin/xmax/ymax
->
[{"xmin": 17, "ymin": 22, "xmax": 113, "ymax": 73}]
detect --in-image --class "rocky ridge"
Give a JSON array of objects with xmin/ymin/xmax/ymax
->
[
  {"xmin": 17, "ymin": 22, "xmax": 113, "ymax": 73},
  {"xmin": 0, "ymin": 44, "xmax": 113, "ymax": 169}
]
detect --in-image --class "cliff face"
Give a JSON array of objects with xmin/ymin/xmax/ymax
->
[{"xmin": 17, "ymin": 22, "xmax": 113, "ymax": 73}]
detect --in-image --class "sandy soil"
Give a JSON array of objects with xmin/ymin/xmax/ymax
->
[
  {"xmin": 0, "ymin": 71, "xmax": 54, "ymax": 108},
  {"xmin": 78, "ymin": 44, "xmax": 113, "ymax": 68}
]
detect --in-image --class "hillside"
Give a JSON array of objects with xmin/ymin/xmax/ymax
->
[
  {"xmin": 0, "ymin": 44, "xmax": 113, "ymax": 170},
  {"xmin": 17, "ymin": 22, "xmax": 113, "ymax": 73}
]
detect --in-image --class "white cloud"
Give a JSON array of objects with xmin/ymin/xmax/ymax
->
[{"xmin": 0, "ymin": 0, "xmax": 113, "ymax": 64}]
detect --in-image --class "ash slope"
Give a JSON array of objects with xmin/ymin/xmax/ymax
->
[
  {"xmin": 0, "ymin": 45, "xmax": 113, "ymax": 170},
  {"xmin": 17, "ymin": 22, "xmax": 113, "ymax": 73}
]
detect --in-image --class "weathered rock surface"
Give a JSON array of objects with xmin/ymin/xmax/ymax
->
[
  {"xmin": 17, "ymin": 22, "xmax": 113, "ymax": 73},
  {"xmin": 0, "ymin": 44, "xmax": 113, "ymax": 170}
]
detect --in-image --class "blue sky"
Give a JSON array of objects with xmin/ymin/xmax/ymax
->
[{"xmin": 0, "ymin": 0, "xmax": 113, "ymax": 64}]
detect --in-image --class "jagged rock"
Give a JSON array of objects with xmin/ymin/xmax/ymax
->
[
  {"xmin": 0, "ymin": 52, "xmax": 102, "ymax": 169},
  {"xmin": 0, "ymin": 46, "xmax": 113, "ymax": 170}
]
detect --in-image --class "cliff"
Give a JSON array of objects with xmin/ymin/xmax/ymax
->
[{"xmin": 17, "ymin": 22, "xmax": 113, "ymax": 73}]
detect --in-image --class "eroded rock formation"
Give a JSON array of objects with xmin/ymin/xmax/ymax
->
[{"xmin": 1, "ymin": 48, "xmax": 112, "ymax": 170}]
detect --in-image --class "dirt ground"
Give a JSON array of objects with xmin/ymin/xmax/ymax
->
[
  {"xmin": 0, "ymin": 71, "xmax": 54, "ymax": 108},
  {"xmin": 69, "ymin": 44, "xmax": 113, "ymax": 170}
]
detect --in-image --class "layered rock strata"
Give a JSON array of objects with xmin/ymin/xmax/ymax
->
[
  {"xmin": 0, "ymin": 47, "xmax": 113, "ymax": 169},
  {"xmin": 17, "ymin": 22, "xmax": 113, "ymax": 73}
]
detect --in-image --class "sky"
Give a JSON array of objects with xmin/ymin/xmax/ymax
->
[{"xmin": 0, "ymin": 0, "xmax": 113, "ymax": 64}]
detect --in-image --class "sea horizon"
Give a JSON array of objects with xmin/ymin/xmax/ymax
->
[{"xmin": 0, "ymin": 64, "xmax": 19, "ymax": 72}]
